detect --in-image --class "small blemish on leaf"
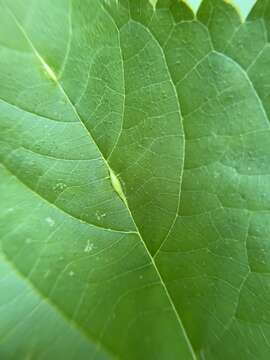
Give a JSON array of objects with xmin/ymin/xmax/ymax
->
[
  {"xmin": 109, "ymin": 168, "xmax": 127, "ymax": 204},
  {"xmin": 84, "ymin": 240, "xmax": 94, "ymax": 253},
  {"xmin": 53, "ymin": 182, "xmax": 67, "ymax": 192},
  {"xmin": 42, "ymin": 61, "xmax": 58, "ymax": 82},
  {"xmin": 45, "ymin": 217, "xmax": 55, "ymax": 227}
]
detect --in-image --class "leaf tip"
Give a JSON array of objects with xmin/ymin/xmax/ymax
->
[
  {"xmin": 198, "ymin": 0, "xmax": 245, "ymax": 25},
  {"xmin": 223, "ymin": 0, "xmax": 245, "ymax": 23}
]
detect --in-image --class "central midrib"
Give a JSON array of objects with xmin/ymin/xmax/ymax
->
[{"xmin": 6, "ymin": 3, "xmax": 197, "ymax": 359}]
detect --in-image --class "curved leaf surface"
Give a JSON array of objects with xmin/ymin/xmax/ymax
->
[{"xmin": 0, "ymin": 0, "xmax": 270, "ymax": 359}]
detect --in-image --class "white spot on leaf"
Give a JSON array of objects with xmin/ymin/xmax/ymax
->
[
  {"xmin": 45, "ymin": 217, "xmax": 55, "ymax": 227},
  {"xmin": 95, "ymin": 211, "xmax": 106, "ymax": 221},
  {"xmin": 53, "ymin": 182, "xmax": 67, "ymax": 192},
  {"xmin": 95, "ymin": 211, "xmax": 101, "ymax": 221},
  {"xmin": 84, "ymin": 240, "xmax": 94, "ymax": 253}
]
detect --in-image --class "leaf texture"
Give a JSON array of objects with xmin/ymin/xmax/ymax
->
[{"xmin": 0, "ymin": 0, "xmax": 270, "ymax": 359}]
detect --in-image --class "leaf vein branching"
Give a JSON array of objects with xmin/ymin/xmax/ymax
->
[
  {"xmin": 199, "ymin": 21, "xmax": 270, "ymax": 125},
  {"xmin": 0, "ymin": 161, "xmax": 135, "ymax": 235},
  {"xmin": 102, "ymin": 8, "xmax": 196, "ymax": 359},
  {"xmin": 58, "ymin": 0, "xmax": 73, "ymax": 79},
  {"xmin": 106, "ymin": 10, "xmax": 125, "ymax": 161},
  {"xmin": 0, "ymin": 252, "xmax": 118, "ymax": 360},
  {"xmin": 0, "ymin": 97, "xmax": 76, "ymax": 123}
]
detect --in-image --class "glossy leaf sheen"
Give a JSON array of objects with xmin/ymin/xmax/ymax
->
[{"xmin": 0, "ymin": 0, "xmax": 270, "ymax": 359}]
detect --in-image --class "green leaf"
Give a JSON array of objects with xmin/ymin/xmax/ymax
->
[{"xmin": 0, "ymin": 0, "xmax": 270, "ymax": 359}]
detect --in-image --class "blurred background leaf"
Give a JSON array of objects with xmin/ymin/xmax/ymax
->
[{"xmin": 187, "ymin": 0, "xmax": 256, "ymax": 18}]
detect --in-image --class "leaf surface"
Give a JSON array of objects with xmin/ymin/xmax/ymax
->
[{"xmin": 0, "ymin": 0, "xmax": 270, "ymax": 359}]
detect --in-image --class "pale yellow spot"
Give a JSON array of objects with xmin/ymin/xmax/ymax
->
[
  {"xmin": 109, "ymin": 168, "xmax": 127, "ymax": 204},
  {"xmin": 38, "ymin": 55, "xmax": 58, "ymax": 82}
]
